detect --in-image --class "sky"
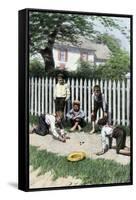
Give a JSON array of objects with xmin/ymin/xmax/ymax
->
[{"xmin": 94, "ymin": 16, "xmax": 130, "ymax": 53}]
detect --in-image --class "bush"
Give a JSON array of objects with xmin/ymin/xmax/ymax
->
[{"xmin": 29, "ymin": 59, "xmax": 45, "ymax": 77}]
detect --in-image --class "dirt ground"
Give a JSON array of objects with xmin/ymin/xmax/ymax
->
[{"xmin": 29, "ymin": 131, "xmax": 130, "ymax": 188}]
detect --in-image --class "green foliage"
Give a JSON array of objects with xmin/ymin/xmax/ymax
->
[
  {"xmin": 29, "ymin": 12, "xmax": 96, "ymax": 54},
  {"xmin": 93, "ymin": 34, "xmax": 130, "ymax": 80},
  {"xmin": 30, "ymin": 145, "xmax": 130, "ymax": 185},
  {"xmin": 76, "ymin": 60, "xmax": 96, "ymax": 79},
  {"xmin": 29, "ymin": 59, "xmax": 45, "ymax": 77},
  {"xmin": 29, "ymin": 114, "xmax": 39, "ymax": 125},
  {"xmin": 100, "ymin": 50, "xmax": 130, "ymax": 80},
  {"xmin": 29, "ymin": 11, "xmax": 129, "ymax": 70}
]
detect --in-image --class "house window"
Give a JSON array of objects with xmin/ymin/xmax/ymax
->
[
  {"xmin": 80, "ymin": 52, "xmax": 88, "ymax": 61},
  {"xmin": 59, "ymin": 63, "xmax": 65, "ymax": 69},
  {"xmin": 58, "ymin": 49, "xmax": 68, "ymax": 62}
]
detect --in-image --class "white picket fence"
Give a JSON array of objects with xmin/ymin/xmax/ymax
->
[{"xmin": 29, "ymin": 76, "xmax": 130, "ymax": 125}]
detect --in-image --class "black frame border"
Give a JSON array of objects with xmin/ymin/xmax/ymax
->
[{"xmin": 18, "ymin": 8, "xmax": 133, "ymax": 192}]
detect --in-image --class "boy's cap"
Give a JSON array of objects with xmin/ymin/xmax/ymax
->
[
  {"xmin": 73, "ymin": 100, "xmax": 80, "ymax": 105},
  {"xmin": 57, "ymin": 73, "xmax": 64, "ymax": 78},
  {"xmin": 93, "ymin": 85, "xmax": 101, "ymax": 91},
  {"xmin": 97, "ymin": 117, "xmax": 108, "ymax": 126}
]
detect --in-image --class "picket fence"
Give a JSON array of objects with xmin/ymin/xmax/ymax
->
[{"xmin": 29, "ymin": 77, "xmax": 130, "ymax": 125}]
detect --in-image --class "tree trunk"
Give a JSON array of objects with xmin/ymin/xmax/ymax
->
[
  {"xmin": 40, "ymin": 47, "xmax": 55, "ymax": 71},
  {"xmin": 39, "ymin": 20, "xmax": 64, "ymax": 71}
]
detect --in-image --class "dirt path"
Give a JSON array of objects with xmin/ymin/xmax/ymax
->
[
  {"xmin": 29, "ymin": 131, "xmax": 130, "ymax": 188},
  {"xmin": 30, "ymin": 165, "xmax": 82, "ymax": 188}
]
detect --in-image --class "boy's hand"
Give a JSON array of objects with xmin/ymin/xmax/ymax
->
[
  {"xmin": 58, "ymin": 136, "xmax": 66, "ymax": 143},
  {"xmin": 91, "ymin": 112, "xmax": 94, "ymax": 116},
  {"xmin": 62, "ymin": 135, "xmax": 70, "ymax": 140},
  {"xmin": 96, "ymin": 150, "xmax": 105, "ymax": 156},
  {"xmin": 104, "ymin": 112, "xmax": 107, "ymax": 117}
]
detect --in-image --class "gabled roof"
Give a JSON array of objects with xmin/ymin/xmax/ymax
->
[{"xmin": 54, "ymin": 37, "xmax": 111, "ymax": 60}]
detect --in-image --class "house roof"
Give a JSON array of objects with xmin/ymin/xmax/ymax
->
[
  {"xmin": 78, "ymin": 38, "xmax": 111, "ymax": 60},
  {"xmin": 54, "ymin": 37, "xmax": 111, "ymax": 60},
  {"xmin": 93, "ymin": 43, "xmax": 111, "ymax": 60}
]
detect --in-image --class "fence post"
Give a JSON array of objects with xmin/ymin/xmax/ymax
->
[
  {"xmin": 53, "ymin": 77, "xmax": 56, "ymax": 114},
  {"xmin": 49, "ymin": 77, "xmax": 52, "ymax": 114},
  {"xmin": 108, "ymin": 80, "xmax": 112, "ymax": 124},
  {"xmin": 41, "ymin": 77, "xmax": 44, "ymax": 114},
  {"xmin": 122, "ymin": 80, "xmax": 125, "ymax": 125},
  {"xmin": 113, "ymin": 80, "xmax": 116, "ymax": 125},
  {"xmin": 117, "ymin": 80, "xmax": 121, "ymax": 124},
  {"xmin": 34, "ymin": 77, "xmax": 37, "ymax": 116},
  {"xmin": 45, "ymin": 77, "xmax": 48, "ymax": 113},
  {"xmin": 80, "ymin": 78, "xmax": 83, "ymax": 109},
  {"xmin": 84, "ymin": 79, "xmax": 87, "ymax": 120},
  {"xmin": 88, "ymin": 79, "xmax": 91, "ymax": 122},
  {"xmin": 31, "ymin": 77, "xmax": 34, "ymax": 115},
  {"xmin": 38, "ymin": 77, "xmax": 41, "ymax": 116},
  {"xmin": 75, "ymin": 78, "xmax": 78, "ymax": 100},
  {"xmin": 126, "ymin": 77, "xmax": 130, "ymax": 126},
  {"xmin": 71, "ymin": 78, "xmax": 74, "ymax": 103}
]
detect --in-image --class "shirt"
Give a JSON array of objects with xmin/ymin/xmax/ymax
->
[
  {"xmin": 101, "ymin": 125, "xmax": 113, "ymax": 150},
  {"xmin": 54, "ymin": 83, "xmax": 70, "ymax": 100},
  {"xmin": 66, "ymin": 109, "xmax": 85, "ymax": 119},
  {"xmin": 45, "ymin": 114, "xmax": 64, "ymax": 138},
  {"xmin": 92, "ymin": 93, "xmax": 107, "ymax": 112}
]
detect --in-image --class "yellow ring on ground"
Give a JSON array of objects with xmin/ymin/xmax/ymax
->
[{"xmin": 67, "ymin": 151, "xmax": 86, "ymax": 162}]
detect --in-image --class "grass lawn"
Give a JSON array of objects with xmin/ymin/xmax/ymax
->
[{"xmin": 30, "ymin": 145, "xmax": 130, "ymax": 185}]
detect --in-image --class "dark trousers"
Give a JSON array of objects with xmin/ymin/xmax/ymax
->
[
  {"xmin": 35, "ymin": 115, "xmax": 49, "ymax": 136},
  {"xmin": 55, "ymin": 97, "xmax": 66, "ymax": 112},
  {"xmin": 91, "ymin": 102, "xmax": 108, "ymax": 121},
  {"xmin": 70, "ymin": 118, "xmax": 85, "ymax": 128},
  {"xmin": 112, "ymin": 127, "xmax": 126, "ymax": 154}
]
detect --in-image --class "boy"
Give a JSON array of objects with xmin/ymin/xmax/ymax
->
[
  {"xmin": 96, "ymin": 117, "xmax": 130, "ymax": 156},
  {"xmin": 90, "ymin": 85, "xmax": 107, "ymax": 134},
  {"xmin": 31, "ymin": 111, "xmax": 69, "ymax": 142},
  {"xmin": 54, "ymin": 73, "xmax": 70, "ymax": 115},
  {"xmin": 66, "ymin": 100, "xmax": 85, "ymax": 132}
]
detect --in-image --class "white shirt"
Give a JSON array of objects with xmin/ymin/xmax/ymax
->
[
  {"xmin": 54, "ymin": 83, "xmax": 70, "ymax": 99},
  {"xmin": 45, "ymin": 114, "xmax": 64, "ymax": 138},
  {"xmin": 101, "ymin": 125, "xmax": 113, "ymax": 150}
]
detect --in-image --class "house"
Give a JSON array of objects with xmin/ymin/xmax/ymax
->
[
  {"xmin": 53, "ymin": 38, "xmax": 111, "ymax": 71},
  {"xmin": 31, "ymin": 38, "xmax": 111, "ymax": 71}
]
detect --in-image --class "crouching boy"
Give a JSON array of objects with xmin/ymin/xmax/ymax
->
[
  {"xmin": 96, "ymin": 117, "xmax": 130, "ymax": 156},
  {"xmin": 66, "ymin": 100, "xmax": 85, "ymax": 132},
  {"xmin": 31, "ymin": 111, "xmax": 69, "ymax": 142}
]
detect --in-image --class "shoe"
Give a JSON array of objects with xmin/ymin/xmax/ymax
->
[
  {"xmin": 90, "ymin": 129, "xmax": 95, "ymax": 134},
  {"xmin": 31, "ymin": 128, "xmax": 36, "ymax": 134},
  {"xmin": 78, "ymin": 125, "xmax": 82, "ymax": 132},
  {"xmin": 96, "ymin": 150, "xmax": 105, "ymax": 156},
  {"xmin": 69, "ymin": 127, "xmax": 76, "ymax": 132}
]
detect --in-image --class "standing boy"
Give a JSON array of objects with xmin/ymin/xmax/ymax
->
[
  {"xmin": 90, "ymin": 85, "xmax": 107, "ymax": 134},
  {"xmin": 54, "ymin": 73, "xmax": 70, "ymax": 116}
]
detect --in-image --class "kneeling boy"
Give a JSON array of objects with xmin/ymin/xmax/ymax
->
[{"xmin": 96, "ymin": 118, "xmax": 130, "ymax": 156}]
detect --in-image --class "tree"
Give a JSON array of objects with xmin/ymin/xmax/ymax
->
[
  {"xmin": 103, "ymin": 50, "xmax": 130, "ymax": 79},
  {"xmin": 29, "ymin": 12, "xmax": 127, "ymax": 71},
  {"xmin": 93, "ymin": 33, "xmax": 130, "ymax": 79},
  {"xmin": 30, "ymin": 12, "xmax": 95, "ymax": 71}
]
